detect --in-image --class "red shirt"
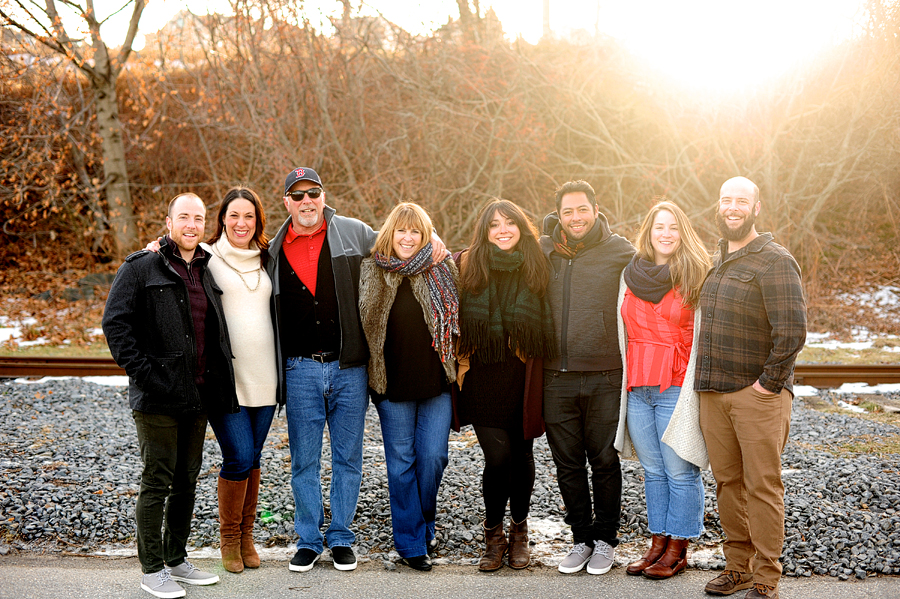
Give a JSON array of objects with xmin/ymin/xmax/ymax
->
[
  {"xmin": 283, "ymin": 219, "xmax": 327, "ymax": 295},
  {"xmin": 621, "ymin": 287, "xmax": 694, "ymax": 392}
]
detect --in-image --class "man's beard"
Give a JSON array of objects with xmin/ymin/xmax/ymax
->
[{"xmin": 715, "ymin": 209, "xmax": 756, "ymax": 241}]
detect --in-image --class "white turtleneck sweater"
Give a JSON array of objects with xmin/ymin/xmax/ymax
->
[{"xmin": 202, "ymin": 237, "xmax": 277, "ymax": 407}]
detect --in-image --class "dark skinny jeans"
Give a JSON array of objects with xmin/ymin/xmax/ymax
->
[
  {"xmin": 473, "ymin": 425, "xmax": 535, "ymax": 528},
  {"xmin": 133, "ymin": 410, "xmax": 207, "ymax": 573}
]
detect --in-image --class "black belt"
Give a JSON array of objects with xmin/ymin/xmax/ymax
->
[{"xmin": 305, "ymin": 351, "xmax": 338, "ymax": 363}]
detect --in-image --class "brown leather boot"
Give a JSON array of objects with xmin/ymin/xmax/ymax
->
[
  {"xmin": 218, "ymin": 476, "xmax": 247, "ymax": 573},
  {"xmin": 507, "ymin": 518, "xmax": 530, "ymax": 569},
  {"xmin": 626, "ymin": 534, "xmax": 669, "ymax": 575},
  {"xmin": 642, "ymin": 537, "xmax": 689, "ymax": 579},
  {"xmin": 240, "ymin": 468, "xmax": 261, "ymax": 569},
  {"xmin": 478, "ymin": 521, "xmax": 508, "ymax": 572}
]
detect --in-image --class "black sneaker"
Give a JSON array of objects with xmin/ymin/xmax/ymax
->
[
  {"xmin": 289, "ymin": 548, "xmax": 320, "ymax": 572},
  {"xmin": 400, "ymin": 555, "xmax": 433, "ymax": 572},
  {"xmin": 330, "ymin": 546, "xmax": 358, "ymax": 571}
]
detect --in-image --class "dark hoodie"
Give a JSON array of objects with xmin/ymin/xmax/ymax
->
[{"xmin": 540, "ymin": 212, "xmax": 635, "ymax": 372}]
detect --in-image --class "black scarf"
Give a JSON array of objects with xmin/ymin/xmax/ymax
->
[{"xmin": 623, "ymin": 256, "xmax": 672, "ymax": 304}]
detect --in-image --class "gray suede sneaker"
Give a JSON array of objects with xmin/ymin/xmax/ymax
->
[
  {"xmin": 167, "ymin": 560, "xmax": 219, "ymax": 585},
  {"xmin": 141, "ymin": 570, "xmax": 185, "ymax": 599},
  {"xmin": 558, "ymin": 543, "xmax": 592, "ymax": 573},
  {"xmin": 586, "ymin": 540, "xmax": 614, "ymax": 575}
]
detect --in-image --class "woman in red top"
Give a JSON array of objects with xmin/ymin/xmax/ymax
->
[{"xmin": 619, "ymin": 200, "xmax": 711, "ymax": 580}]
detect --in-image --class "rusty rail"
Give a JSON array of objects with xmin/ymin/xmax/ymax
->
[
  {"xmin": 793, "ymin": 364, "xmax": 900, "ymax": 389},
  {"xmin": 1, "ymin": 357, "xmax": 899, "ymax": 389},
  {"xmin": 0, "ymin": 356, "xmax": 125, "ymax": 377}
]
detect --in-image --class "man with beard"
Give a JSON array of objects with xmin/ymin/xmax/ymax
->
[
  {"xmin": 540, "ymin": 180, "xmax": 635, "ymax": 575},
  {"xmin": 695, "ymin": 177, "xmax": 806, "ymax": 599}
]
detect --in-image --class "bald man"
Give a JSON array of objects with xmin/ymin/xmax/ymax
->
[
  {"xmin": 694, "ymin": 177, "xmax": 807, "ymax": 599},
  {"xmin": 103, "ymin": 194, "xmax": 238, "ymax": 598}
]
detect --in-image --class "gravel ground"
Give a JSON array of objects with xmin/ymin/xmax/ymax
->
[{"xmin": 1, "ymin": 378, "xmax": 898, "ymax": 580}]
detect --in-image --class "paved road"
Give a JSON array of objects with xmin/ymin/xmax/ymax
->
[{"xmin": 1, "ymin": 556, "xmax": 898, "ymax": 599}]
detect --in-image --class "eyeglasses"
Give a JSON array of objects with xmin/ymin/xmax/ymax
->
[{"xmin": 285, "ymin": 188, "xmax": 323, "ymax": 201}]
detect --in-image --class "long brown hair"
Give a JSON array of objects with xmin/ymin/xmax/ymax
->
[
  {"xmin": 459, "ymin": 199, "xmax": 549, "ymax": 296},
  {"xmin": 207, "ymin": 187, "xmax": 269, "ymax": 263},
  {"xmin": 634, "ymin": 200, "xmax": 711, "ymax": 310}
]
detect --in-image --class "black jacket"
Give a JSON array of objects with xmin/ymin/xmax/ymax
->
[
  {"xmin": 102, "ymin": 238, "xmax": 239, "ymax": 415},
  {"xmin": 266, "ymin": 206, "xmax": 377, "ymax": 405}
]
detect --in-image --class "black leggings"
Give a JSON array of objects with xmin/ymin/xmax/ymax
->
[{"xmin": 473, "ymin": 425, "xmax": 535, "ymax": 528}]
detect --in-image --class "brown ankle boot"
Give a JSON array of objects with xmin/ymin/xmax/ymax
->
[
  {"xmin": 642, "ymin": 537, "xmax": 689, "ymax": 579},
  {"xmin": 240, "ymin": 468, "xmax": 261, "ymax": 569},
  {"xmin": 507, "ymin": 518, "xmax": 530, "ymax": 569},
  {"xmin": 218, "ymin": 476, "xmax": 248, "ymax": 573},
  {"xmin": 478, "ymin": 521, "xmax": 508, "ymax": 572},
  {"xmin": 626, "ymin": 534, "xmax": 669, "ymax": 575}
]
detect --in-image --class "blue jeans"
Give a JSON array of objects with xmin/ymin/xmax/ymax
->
[
  {"xmin": 284, "ymin": 357, "xmax": 368, "ymax": 552},
  {"xmin": 208, "ymin": 405, "xmax": 276, "ymax": 481},
  {"xmin": 627, "ymin": 385, "xmax": 704, "ymax": 539},
  {"xmin": 375, "ymin": 392, "xmax": 451, "ymax": 558}
]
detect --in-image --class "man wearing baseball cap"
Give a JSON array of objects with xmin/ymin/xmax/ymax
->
[{"xmin": 267, "ymin": 167, "xmax": 444, "ymax": 573}]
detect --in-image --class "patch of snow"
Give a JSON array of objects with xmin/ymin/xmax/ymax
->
[
  {"xmin": 792, "ymin": 385, "xmax": 820, "ymax": 397},
  {"xmin": 837, "ymin": 400, "xmax": 867, "ymax": 413},
  {"xmin": 833, "ymin": 382, "xmax": 900, "ymax": 394}
]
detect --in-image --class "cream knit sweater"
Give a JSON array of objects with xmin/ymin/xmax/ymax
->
[
  {"xmin": 615, "ymin": 272, "xmax": 709, "ymax": 469},
  {"xmin": 203, "ymin": 238, "xmax": 277, "ymax": 408}
]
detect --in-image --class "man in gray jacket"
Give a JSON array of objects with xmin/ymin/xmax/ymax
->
[
  {"xmin": 540, "ymin": 181, "xmax": 635, "ymax": 575},
  {"xmin": 103, "ymin": 193, "xmax": 237, "ymax": 598}
]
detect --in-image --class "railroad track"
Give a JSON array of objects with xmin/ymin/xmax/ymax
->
[{"xmin": 0, "ymin": 356, "xmax": 898, "ymax": 389}]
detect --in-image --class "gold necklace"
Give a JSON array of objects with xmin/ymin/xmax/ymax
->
[{"xmin": 214, "ymin": 248, "xmax": 262, "ymax": 292}]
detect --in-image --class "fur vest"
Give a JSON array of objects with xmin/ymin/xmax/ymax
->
[{"xmin": 359, "ymin": 256, "xmax": 459, "ymax": 395}]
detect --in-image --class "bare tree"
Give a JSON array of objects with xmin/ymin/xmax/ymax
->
[{"xmin": 1, "ymin": 0, "xmax": 146, "ymax": 258}]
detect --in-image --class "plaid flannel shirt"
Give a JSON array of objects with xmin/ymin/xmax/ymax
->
[{"xmin": 694, "ymin": 233, "xmax": 807, "ymax": 395}]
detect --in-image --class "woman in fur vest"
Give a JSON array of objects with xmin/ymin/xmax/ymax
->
[{"xmin": 358, "ymin": 202, "xmax": 460, "ymax": 572}]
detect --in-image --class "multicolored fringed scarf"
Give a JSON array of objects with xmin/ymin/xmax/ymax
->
[
  {"xmin": 458, "ymin": 245, "xmax": 555, "ymax": 363},
  {"xmin": 374, "ymin": 242, "xmax": 459, "ymax": 363}
]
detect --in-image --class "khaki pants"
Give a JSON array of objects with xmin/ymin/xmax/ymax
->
[{"xmin": 699, "ymin": 386, "xmax": 792, "ymax": 586}]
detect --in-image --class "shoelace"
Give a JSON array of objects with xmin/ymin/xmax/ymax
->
[
  {"xmin": 723, "ymin": 570, "xmax": 745, "ymax": 584},
  {"xmin": 153, "ymin": 570, "xmax": 175, "ymax": 587},
  {"xmin": 754, "ymin": 583, "xmax": 776, "ymax": 596},
  {"xmin": 570, "ymin": 543, "xmax": 590, "ymax": 557},
  {"xmin": 179, "ymin": 561, "xmax": 198, "ymax": 575},
  {"xmin": 593, "ymin": 542, "xmax": 613, "ymax": 558}
]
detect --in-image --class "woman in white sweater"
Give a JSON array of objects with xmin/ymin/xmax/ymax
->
[{"xmin": 203, "ymin": 187, "xmax": 277, "ymax": 574}]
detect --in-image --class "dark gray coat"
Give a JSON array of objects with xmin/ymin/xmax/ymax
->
[{"xmin": 102, "ymin": 239, "xmax": 238, "ymax": 415}]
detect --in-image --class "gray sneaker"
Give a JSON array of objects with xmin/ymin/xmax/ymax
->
[
  {"xmin": 168, "ymin": 560, "xmax": 219, "ymax": 585},
  {"xmin": 141, "ymin": 570, "xmax": 185, "ymax": 599},
  {"xmin": 586, "ymin": 540, "xmax": 614, "ymax": 575},
  {"xmin": 558, "ymin": 542, "xmax": 592, "ymax": 573}
]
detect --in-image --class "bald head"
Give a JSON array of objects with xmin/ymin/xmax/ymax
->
[{"xmin": 719, "ymin": 177, "xmax": 759, "ymax": 204}]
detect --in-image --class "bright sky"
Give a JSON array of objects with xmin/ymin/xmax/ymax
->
[{"xmin": 55, "ymin": 0, "xmax": 867, "ymax": 91}]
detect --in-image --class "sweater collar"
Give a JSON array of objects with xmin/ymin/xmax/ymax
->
[{"xmin": 209, "ymin": 236, "xmax": 261, "ymax": 273}]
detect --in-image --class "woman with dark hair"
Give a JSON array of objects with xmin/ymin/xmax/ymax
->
[
  {"xmin": 455, "ymin": 198, "xmax": 555, "ymax": 572},
  {"xmin": 358, "ymin": 202, "xmax": 459, "ymax": 572},
  {"xmin": 203, "ymin": 187, "xmax": 277, "ymax": 574},
  {"xmin": 616, "ymin": 200, "xmax": 712, "ymax": 580}
]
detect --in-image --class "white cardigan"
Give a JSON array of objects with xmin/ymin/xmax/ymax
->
[
  {"xmin": 203, "ymin": 238, "xmax": 277, "ymax": 408},
  {"xmin": 614, "ymin": 271, "xmax": 709, "ymax": 469}
]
